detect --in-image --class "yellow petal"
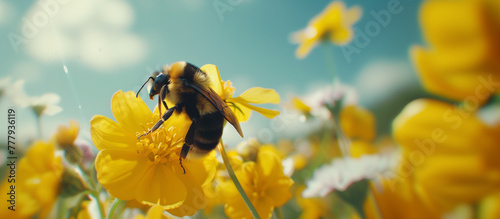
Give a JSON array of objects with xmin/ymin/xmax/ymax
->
[
  {"xmin": 349, "ymin": 140, "xmax": 377, "ymax": 158},
  {"xmin": 257, "ymin": 149, "xmax": 283, "ymax": 179},
  {"xmin": 294, "ymin": 37, "xmax": 319, "ymax": 59},
  {"xmin": 393, "ymin": 99, "xmax": 500, "ymax": 156},
  {"xmin": 345, "ymin": 5, "xmax": 362, "ymax": 25},
  {"xmin": 291, "ymin": 97, "xmax": 311, "ymax": 114},
  {"xmin": 228, "ymin": 101, "xmax": 252, "ymax": 122},
  {"xmin": 257, "ymin": 150, "xmax": 293, "ymax": 207},
  {"xmin": 238, "ymin": 87, "xmax": 280, "ymax": 104},
  {"xmin": 135, "ymin": 165, "xmax": 186, "ymax": 209},
  {"xmin": 414, "ymin": 154, "xmax": 500, "ymax": 209},
  {"xmin": 420, "ymin": 0, "xmax": 485, "ymax": 50},
  {"xmin": 340, "ymin": 105, "xmax": 376, "ymax": 141},
  {"xmin": 146, "ymin": 205, "xmax": 171, "ymax": 219},
  {"xmin": 230, "ymin": 98, "xmax": 280, "ymax": 122},
  {"xmin": 56, "ymin": 120, "xmax": 79, "ymax": 146},
  {"xmin": 182, "ymin": 150, "xmax": 217, "ymax": 187},
  {"xmin": 90, "ymin": 115, "xmax": 137, "ymax": 151},
  {"xmin": 167, "ymin": 174, "xmax": 205, "ymax": 217},
  {"xmin": 411, "ymin": 45, "xmax": 500, "ymax": 103},
  {"xmin": 24, "ymin": 141, "xmax": 60, "ymax": 174},
  {"xmin": 200, "ymin": 64, "xmax": 224, "ymax": 95},
  {"xmin": 111, "ymin": 90, "xmax": 153, "ymax": 134},
  {"xmin": 369, "ymin": 179, "xmax": 443, "ymax": 219},
  {"xmin": 95, "ymin": 149, "xmax": 148, "ymax": 201}
]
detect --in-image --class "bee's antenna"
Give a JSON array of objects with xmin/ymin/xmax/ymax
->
[{"xmin": 136, "ymin": 77, "xmax": 154, "ymax": 98}]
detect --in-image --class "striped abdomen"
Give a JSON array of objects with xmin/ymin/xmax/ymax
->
[{"xmin": 190, "ymin": 111, "xmax": 224, "ymax": 157}]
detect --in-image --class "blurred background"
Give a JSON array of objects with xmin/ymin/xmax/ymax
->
[{"xmin": 0, "ymin": 0, "xmax": 425, "ymax": 146}]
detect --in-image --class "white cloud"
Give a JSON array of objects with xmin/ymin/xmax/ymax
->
[
  {"xmin": 355, "ymin": 61, "xmax": 418, "ymax": 106},
  {"xmin": 11, "ymin": 61, "xmax": 42, "ymax": 83},
  {"xmin": 78, "ymin": 27, "xmax": 146, "ymax": 70},
  {"xmin": 0, "ymin": 0, "xmax": 15, "ymax": 25},
  {"xmin": 22, "ymin": 0, "xmax": 147, "ymax": 71}
]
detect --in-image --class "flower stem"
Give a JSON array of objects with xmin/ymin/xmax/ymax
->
[
  {"xmin": 36, "ymin": 114, "xmax": 42, "ymax": 138},
  {"xmin": 274, "ymin": 207, "xmax": 284, "ymax": 219},
  {"xmin": 218, "ymin": 140, "xmax": 260, "ymax": 219},
  {"xmin": 331, "ymin": 113, "xmax": 351, "ymax": 156},
  {"xmin": 107, "ymin": 198, "xmax": 121, "ymax": 219},
  {"xmin": 56, "ymin": 197, "xmax": 67, "ymax": 219},
  {"xmin": 86, "ymin": 190, "xmax": 105, "ymax": 219},
  {"xmin": 322, "ymin": 42, "xmax": 339, "ymax": 85}
]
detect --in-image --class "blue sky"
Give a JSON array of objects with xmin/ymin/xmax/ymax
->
[{"xmin": 0, "ymin": 0, "xmax": 424, "ymax": 146}]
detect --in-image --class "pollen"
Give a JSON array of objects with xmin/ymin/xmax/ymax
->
[{"xmin": 136, "ymin": 125, "xmax": 184, "ymax": 165}]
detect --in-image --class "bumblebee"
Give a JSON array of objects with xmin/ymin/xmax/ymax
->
[{"xmin": 137, "ymin": 62, "xmax": 244, "ymax": 169}]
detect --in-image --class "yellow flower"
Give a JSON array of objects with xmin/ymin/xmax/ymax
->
[
  {"xmin": 219, "ymin": 146, "xmax": 294, "ymax": 219},
  {"xmin": 366, "ymin": 178, "xmax": 442, "ymax": 219},
  {"xmin": 70, "ymin": 200, "xmax": 103, "ymax": 219},
  {"xmin": 292, "ymin": 97, "xmax": 312, "ymax": 115},
  {"xmin": 134, "ymin": 205, "xmax": 174, "ymax": 219},
  {"xmin": 90, "ymin": 90, "xmax": 217, "ymax": 216},
  {"xmin": 411, "ymin": 0, "xmax": 500, "ymax": 102},
  {"xmin": 349, "ymin": 140, "xmax": 377, "ymax": 158},
  {"xmin": 56, "ymin": 119, "xmax": 80, "ymax": 146},
  {"xmin": 291, "ymin": 1, "xmax": 362, "ymax": 58},
  {"xmin": 200, "ymin": 64, "xmax": 280, "ymax": 122},
  {"xmin": 296, "ymin": 186, "xmax": 331, "ymax": 219},
  {"xmin": 0, "ymin": 141, "xmax": 63, "ymax": 219},
  {"xmin": 393, "ymin": 99, "xmax": 500, "ymax": 210},
  {"xmin": 340, "ymin": 105, "xmax": 376, "ymax": 142}
]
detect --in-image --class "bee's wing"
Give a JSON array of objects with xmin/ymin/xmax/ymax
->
[{"xmin": 189, "ymin": 84, "xmax": 244, "ymax": 137}]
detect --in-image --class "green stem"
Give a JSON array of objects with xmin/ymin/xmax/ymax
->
[
  {"xmin": 56, "ymin": 197, "xmax": 67, "ymax": 219},
  {"xmin": 331, "ymin": 114, "xmax": 351, "ymax": 156},
  {"xmin": 107, "ymin": 198, "xmax": 121, "ymax": 219},
  {"xmin": 219, "ymin": 139, "xmax": 261, "ymax": 219},
  {"xmin": 322, "ymin": 43, "xmax": 339, "ymax": 86},
  {"xmin": 87, "ymin": 190, "xmax": 105, "ymax": 219},
  {"xmin": 36, "ymin": 115, "xmax": 42, "ymax": 138},
  {"xmin": 274, "ymin": 207, "xmax": 284, "ymax": 219}
]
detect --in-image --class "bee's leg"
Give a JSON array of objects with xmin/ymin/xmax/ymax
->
[
  {"xmin": 159, "ymin": 84, "xmax": 169, "ymax": 111},
  {"xmin": 179, "ymin": 119, "xmax": 197, "ymax": 174},
  {"xmin": 137, "ymin": 104, "xmax": 181, "ymax": 139},
  {"xmin": 179, "ymin": 155, "xmax": 186, "ymax": 174},
  {"xmin": 157, "ymin": 95, "xmax": 162, "ymax": 116}
]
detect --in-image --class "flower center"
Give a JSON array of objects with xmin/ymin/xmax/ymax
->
[{"xmin": 136, "ymin": 125, "xmax": 183, "ymax": 165}]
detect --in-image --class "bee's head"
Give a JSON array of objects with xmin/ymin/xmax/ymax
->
[
  {"xmin": 148, "ymin": 71, "xmax": 170, "ymax": 100},
  {"xmin": 136, "ymin": 70, "xmax": 170, "ymax": 99}
]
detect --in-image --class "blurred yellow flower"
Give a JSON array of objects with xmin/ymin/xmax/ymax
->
[
  {"xmin": 0, "ymin": 141, "xmax": 63, "ymax": 219},
  {"xmin": 411, "ymin": 0, "xmax": 500, "ymax": 103},
  {"xmin": 292, "ymin": 97, "xmax": 312, "ymax": 115},
  {"xmin": 367, "ymin": 178, "xmax": 442, "ymax": 219},
  {"xmin": 296, "ymin": 186, "xmax": 331, "ymax": 219},
  {"xmin": 219, "ymin": 146, "xmax": 294, "ymax": 219},
  {"xmin": 393, "ymin": 99, "xmax": 500, "ymax": 210},
  {"xmin": 56, "ymin": 119, "xmax": 80, "ymax": 146},
  {"xmin": 70, "ymin": 201, "xmax": 92, "ymax": 219},
  {"xmin": 349, "ymin": 140, "xmax": 377, "ymax": 158},
  {"xmin": 201, "ymin": 64, "xmax": 280, "ymax": 122},
  {"xmin": 291, "ymin": 1, "xmax": 362, "ymax": 58},
  {"xmin": 134, "ymin": 205, "xmax": 174, "ymax": 219},
  {"xmin": 90, "ymin": 90, "xmax": 217, "ymax": 216},
  {"xmin": 340, "ymin": 105, "xmax": 376, "ymax": 142}
]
